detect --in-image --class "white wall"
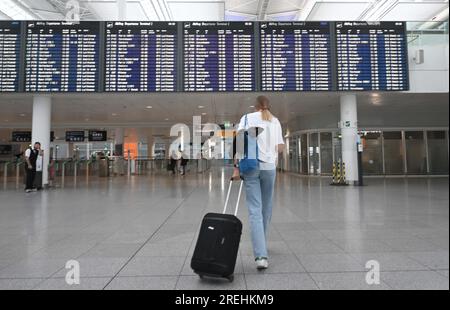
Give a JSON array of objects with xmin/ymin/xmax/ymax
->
[{"xmin": 408, "ymin": 40, "xmax": 449, "ymax": 93}]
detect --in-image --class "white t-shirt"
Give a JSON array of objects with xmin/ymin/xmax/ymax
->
[{"xmin": 237, "ymin": 111, "xmax": 284, "ymax": 166}]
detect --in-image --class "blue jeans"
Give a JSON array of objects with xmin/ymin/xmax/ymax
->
[{"xmin": 241, "ymin": 168, "xmax": 276, "ymax": 259}]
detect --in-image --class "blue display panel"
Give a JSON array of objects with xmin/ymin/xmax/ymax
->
[
  {"xmin": 25, "ymin": 21, "xmax": 100, "ymax": 92},
  {"xmin": 105, "ymin": 21, "xmax": 177, "ymax": 92},
  {"xmin": 260, "ymin": 22, "xmax": 333, "ymax": 91},
  {"xmin": 0, "ymin": 21, "xmax": 21, "ymax": 92},
  {"xmin": 336, "ymin": 22, "xmax": 409, "ymax": 91},
  {"xmin": 183, "ymin": 22, "xmax": 255, "ymax": 92}
]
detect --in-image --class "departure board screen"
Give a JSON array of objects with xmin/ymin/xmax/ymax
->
[
  {"xmin": 260, "ymin": 22, "xmax": 333, "ymax": 91},
  {"xmin": 105, "ymin": 21, "xmax": 177, "ymax": 92},
  {"xmin": 183, "ymin": 22, "xmax": 255, "ymax": 92},
  {"xmin": 25, "ymin": 21, "xmax": 100, "ymax": 92},
  {"xmin": 0, "ymin": 21, "xmax": 21, "ymax": 92},
  {"xmin": 336, "ymin": 22, "xmax": 409, "ymax": 91}
]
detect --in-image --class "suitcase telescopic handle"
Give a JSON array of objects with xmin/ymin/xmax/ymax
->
[{"xmin": 223, "ymin": 177, "xmax": 244, "ymax": 216}]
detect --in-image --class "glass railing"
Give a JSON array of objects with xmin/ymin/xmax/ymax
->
[{"xmin": 407, "ymin": 21, "xmax": 449, "ymax": 46}]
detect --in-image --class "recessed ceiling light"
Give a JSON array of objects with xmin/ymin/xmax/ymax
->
[
  {"xmin": 249, "ymin": 105, "xmax": 254, "ymax": 108},
  {"xmin": 146, "ymin": 106, "xmax": 152, "ymax": 109},
  {"xmin": 112, "ymin": 113, "xmax": 118, "ymax": 116},
  {"xmin": 198, "ymin": 105, "xmax": 205, "ymax": 109},
  {"xmin": 85, "ymin": 118, "xmax": 90, "ymax": 121},
  {"xmin": 19, "ymin": 113, "xmax": 26, "ymax": 117},
  {"xmin": 165, "ymin": 118, "xmax": 169, "ymax": 121},
  {"xmin": 201, "ymin": 112, "xmax": 207, "ymax": 115}
]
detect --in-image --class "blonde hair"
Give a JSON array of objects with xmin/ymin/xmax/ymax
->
[{"xmin": 256, "ymin": 95, "xmax": 273, "ymax": 121}]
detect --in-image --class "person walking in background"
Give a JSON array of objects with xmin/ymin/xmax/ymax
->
[
  {"xmin": 232, "ymin": 96, "xmax": 285, "ymax": 270},
  {"xmin": 24, "ymin": 142, "xmax": 41, "ymax": 193},
  {"xmin": 180, "ymin": 151, "xmax": 189, "ymax": 176},
  {"xmin": 169, "ymin": 150, "xmax": 178, "ymax": 175}
]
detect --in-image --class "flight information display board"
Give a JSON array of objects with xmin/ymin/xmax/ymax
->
[
  {"xmin": 25, "ymin": 21, "xmax": 100, "ymax": 92},
  {"xmin": 260, "ymin": 22, "xmax": 333, "ymax": 91},
  {"xmin": 183, "ymin": 22, "xmax": 255, "ymax": 91},
  {"xmin": 0, "ymin": 21, "xmax": 21, "ymax": 92},
  {"xmin": 104, "ymin": 21, "xmax": 178, "ymax": 92},
  {"xmin": 335, "ymin": 21, "xmax": 409, "ymax": 91}
]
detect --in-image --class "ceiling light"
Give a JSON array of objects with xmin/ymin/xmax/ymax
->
[
  {"xmin": 165, "ymin": 118, "xmax": 169, "ymax": 121},
  {"xmin": 249, "ymin": 105, "xmax": 254, "ymax": 108},
  {"xmin": 112, "ymin": 113, "xmax": 118, "ymax": 116},
  {"xmin": 19, "ymin": 113, "xmax": 26, "ymax": 117},
  {"xmin": 198, "ymin": 105, "xmax": 205, "ymax": 109},
  {"xmin": 146, "ymin": 106, "xmax": 153, "ymax": 109},
  {"xmin": 201, "ymin": 112, "xmax": 207, "ymax": 115}
]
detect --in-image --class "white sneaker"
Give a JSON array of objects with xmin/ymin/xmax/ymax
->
[{"xmin": 255, "ymin": 258, "xmax": 269, "ymax": 270}]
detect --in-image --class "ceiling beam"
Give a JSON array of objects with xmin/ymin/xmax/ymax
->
[{"xmin": 257, "ymin": 0, "xmax": 270, "ymax": 20}]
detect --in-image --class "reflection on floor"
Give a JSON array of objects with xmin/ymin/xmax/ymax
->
[{"xmin": 0, "ymin": 170, "xmax": 448, "ymax": 290}]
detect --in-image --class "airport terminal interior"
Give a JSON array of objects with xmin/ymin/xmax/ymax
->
[{"xmin": 0, "ymin": 0, "xmax": 449, "ymax": 290}]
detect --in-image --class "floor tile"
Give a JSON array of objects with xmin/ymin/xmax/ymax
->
[
  {"xmin": 0, "ymin": 259, "xmax": 66, "ymax": 279},
  {"xmin": 311, "ymin": 272, "xmax": 391, "ymax": 290},
  {"xmin": 0, "ymin": 278, "xmax": 43, "ymax": 290},
  {"xmin": 296, "ymin": 253, "xmax": 366, "ymax": 273},
  {"xmin": 245, "ymin": 273, "xmax": 318, "ymax": 290},
  {"xmin": 381, "ymin": 271, "xmax": 449, "ymax": 290},
  {"xmin": 34, "ymin": 277, "xmax": 111, "ymax": 290},
  {"xmin": 405, "ymin": 251, "xmax": 449, "ymax": 270},
  {"xmin": 52, "ymin": 257, "xmax": 129, "ymax": 277},
  {"xmin": 349, "ymin": 253, "xmax": 428, "ymax": 271},
  {"xmin": 118, "ymin": 256, "xmax": 185, "ymax": 277},
  {"xmin": 105, "ymin": 276, "xmax": 178, "ymax": 290},
  {"xmin": 176, "ymin": 275, "xmax": 246, "ymax": 290}
]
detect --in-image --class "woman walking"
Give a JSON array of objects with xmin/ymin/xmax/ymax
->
[{"xmin": 232, "ymin": 95, "xmax": 285, "ymax": 270}]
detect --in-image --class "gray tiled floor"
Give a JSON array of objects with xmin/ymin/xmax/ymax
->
[{"xmin": 0, "ymin": 170, "xmax": 448, "ymax": 290}]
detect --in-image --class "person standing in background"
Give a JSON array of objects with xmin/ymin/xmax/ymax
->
[{"xmin": 24, "ymin": 142, "xmax": 41, "ymax": 193}]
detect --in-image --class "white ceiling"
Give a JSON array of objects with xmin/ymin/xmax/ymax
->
[
  {"xmin": 0, "ymin": 92, "xmax": 448, "ymax": 129},
  {"xmin": 0, "ymin": 0, "xmax": 447, "ymax": 23}
]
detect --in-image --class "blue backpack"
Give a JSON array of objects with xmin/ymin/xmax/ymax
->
[{"xmin": 239, "ymin": 114, "xmax": 259, "ymax": 174}]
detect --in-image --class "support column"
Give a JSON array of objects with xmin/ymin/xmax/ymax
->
[
  {"xmin": 340, "ymin": 94, "xmax": 359, "ymax": 184},
  {"xmin": 32, "ymin": 96, "xmax": 52, "ymax": 186},
  {"xmin": 114, "ymin": 128, "xmax": 124, "ymax": 156}
]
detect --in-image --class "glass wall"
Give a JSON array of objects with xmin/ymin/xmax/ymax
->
[
  {"xmin": 300, "ymin": 134, "xmax": 308, "ymax": 174},
  {"xmin": 288, "ymin": 129, "xmax": 449, "ymax": 176},
  {"xmin": 405, "ymin": 131, "xmax": 427, "ymax": 175},
  {"xmin": 288, "ymin": 137, "xmax": 300, "ymax": 173},
  {"xmin": 308, "ymin": 133, "xmax": 320, "ymax": 175},
  {"xmin": 383, "ymin": 131, "xmax": 405, "ymax": 175},
  {"xmin": 320, "ymin": 132, "xmax": 333, "ymax": 174},
  {"xmin": 361, "ymin": 132, "xmax": 383, "ymax": 175},
  {"xmin": 427, "ymin": 131, "xmax": 449, "ymax": 175}
]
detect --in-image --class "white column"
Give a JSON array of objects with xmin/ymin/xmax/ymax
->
[
  {"xmin": 114, "ymin": 128, "xmax": 124, "ymax": 156},
  {"xmin": 32, "ymin": 96, "xmax": 52, "ymax": 186},
  {"xmin": 340, "ymin": 94, "xmax": 359, "ymax": 184}
]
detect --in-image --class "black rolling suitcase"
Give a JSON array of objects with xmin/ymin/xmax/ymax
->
[{"xmin": 191, "ymin": 178, "xmax": 243, "ymax": 282}]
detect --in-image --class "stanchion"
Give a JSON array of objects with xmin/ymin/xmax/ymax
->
[{"xmin": 330, "ymin": 160, "xmax": 348, "ymax": 186}]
